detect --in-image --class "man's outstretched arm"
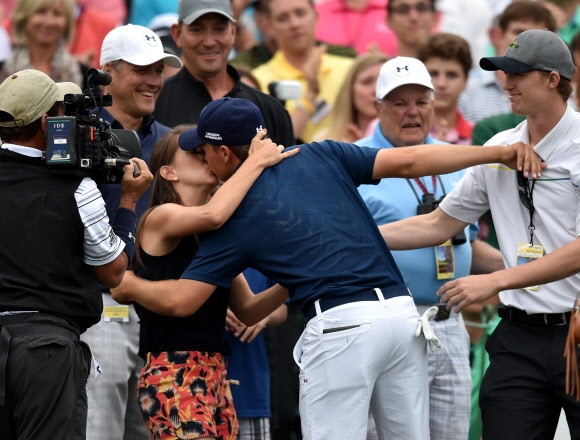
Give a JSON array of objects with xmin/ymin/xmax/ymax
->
[
  {"xmin": 380, "ymin": 208, "xmax": 469, "ymax": 250},
  {"xmin": 372, "ymin": 142, "xmax": 544, "ymax": 180}
]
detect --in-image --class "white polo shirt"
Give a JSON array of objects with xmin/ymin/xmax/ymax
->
[{"xmin": 439, "ymin": 105, "xmax": 580, "ymax": 313}]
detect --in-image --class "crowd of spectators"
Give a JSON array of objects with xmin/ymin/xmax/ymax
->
[{"xmin": 1, "ymin": 0, "xmax": 580, "ymax": 439}]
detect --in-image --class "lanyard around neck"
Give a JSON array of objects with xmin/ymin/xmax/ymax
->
[
  {"xmin": 407, "ymin": 176, "xmax": 447, "ymax": 204},
  {"xmin": 516, "ymin": 171, "xmax": 536, "ymax": 245}
]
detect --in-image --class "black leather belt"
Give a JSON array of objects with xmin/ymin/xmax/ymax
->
[
  {"xmin": 498, "ymin": 306, "xmax": 571, "ymax": 327},
  {"xmin": 0, "ymin": 322, "xmax": 79, "ymax": 406},
  {"xmin": 304, "ymin": 285, "xmax": 409, "ymax": 322}
]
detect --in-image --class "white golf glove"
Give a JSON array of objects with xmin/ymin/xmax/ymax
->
[{"xmin": 415, "ymin": 306, "xmax": 442, "ymax": 352}]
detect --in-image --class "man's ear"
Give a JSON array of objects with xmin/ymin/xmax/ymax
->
[
  {"xmin": 41, "ymin": 114, "xmax": 48, "ymax": 135},
  {"xmin": 231, "ymin": 19, "xmax": 237, "ymax": 39},
  {"xmin": 102, "ymin": 62, "xmax": 113, "ymax": 74},
  {"xmin": 171, "ymin": 23, "xmax": 183, "ymax": 49},
  {"xmin": 547, "ymin": 71, "xmax": 561, "ymax": 89},
  {"xmin": 218, "ymin": 145, "xmax": 232, "ymax": 162}
]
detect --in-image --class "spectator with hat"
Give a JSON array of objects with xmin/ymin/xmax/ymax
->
[
  {"xmin": 79, "ymin": 23, "xmax": 182, "ymax": 440},
  {"xmin": 152, "ymin": 0, "xmax": 294, "ymax": 151},
  {"xmin": 0, "ymin": 68, "xmax": 151, "ymax": 440},
  {"xmin": 380, "ymin": 28, "xmax": 580, "ymax": 439},
  {"xmin": 358, "ymin": 56, "xmax": 504, "ymax": 440}
]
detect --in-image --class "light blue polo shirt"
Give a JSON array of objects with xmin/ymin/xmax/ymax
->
[{"xmin": 357, "ymin": 124, "xmax": 478, "ymax": 305}]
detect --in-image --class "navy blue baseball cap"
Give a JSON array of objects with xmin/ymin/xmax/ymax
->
[{"xmin": 179, "ymin": 97, "xmax": 266, "ymax": 151}]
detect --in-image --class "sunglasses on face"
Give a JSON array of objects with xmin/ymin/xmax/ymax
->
[{"xmin": 389, "ymin": 2, "xmax": 433, "ymax": 15}]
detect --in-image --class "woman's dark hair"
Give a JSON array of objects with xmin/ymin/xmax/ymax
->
[{"xmin": 134, "ymin": 125, "xmax": 193, "ymax": 267}]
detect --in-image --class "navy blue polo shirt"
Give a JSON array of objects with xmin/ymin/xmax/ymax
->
[
  {"xmin": 181, "ymin": 140, "xmax": 409, "ymax": 313},
  {"xmin": 97, "ymin": 109, "xmax": 169, "ymax": 220}
]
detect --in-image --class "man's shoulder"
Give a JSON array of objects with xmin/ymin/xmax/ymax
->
[
  {"xmin": 150, "ymin": 118, "xmax": 171, "ymax": 133},
  {"xmin": 148, "ymin": 119, "xmax": 171, "ymax": 139}
]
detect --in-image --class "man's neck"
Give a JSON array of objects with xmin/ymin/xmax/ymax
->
[
  {"xmin": 184, "ymin": 62, "xmax": 235, "ymax": 100},
  {"xmin": 106, "ymin": 107, "xmax": 144, "ymax": 132},
  {"xmin": 281, "ymin": 47, "xmax": 313, "ymax": 72},
  {"xmin": 434, "ymin": 107, "xmax": 458, "ymax": 131},
  {"xmin": 396, "ymin": 41, "xmax": 419, "ymax": 58},
  {"xmin": 526, "ymin": 101, "xmax": 567, "ymax": 147}
]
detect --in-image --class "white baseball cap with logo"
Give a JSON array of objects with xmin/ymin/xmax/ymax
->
[
  {"xmin": 100, "ymin": 24, "xmax": 182, "ymax": 69},
  {"xmin": 375, "ymin": 56, "xmax": 434, "ymax": 100}
]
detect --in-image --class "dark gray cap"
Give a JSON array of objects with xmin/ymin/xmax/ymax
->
[{"xmin": 480, "ymin": 29, "xmax": 575, "ymax": 81}]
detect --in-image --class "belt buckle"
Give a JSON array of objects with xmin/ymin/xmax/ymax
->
[
  {"xmin": 545, "ymin": 313, "xmax": 568, "ymax": 326},
  {"xmin": 434, "ymin": 304, "xmax": 450, "ymax": 321}
]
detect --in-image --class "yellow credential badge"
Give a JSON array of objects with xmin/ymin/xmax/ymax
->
[
  {"xmin": 515, "ymin": 243, "xmax": 544, "ymax": 291},
  {"xmin": 103, "ymin": 305, "xmax": 130, "ymax": 322}
]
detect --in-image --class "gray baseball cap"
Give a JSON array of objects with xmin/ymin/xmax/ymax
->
[
  {"xmin": 178, "ymin": 0, "xmax": 234, "ymax": 25},
  {"xmin": 480, "ymin": 29, "xmax": 574, "ymax": 81}
]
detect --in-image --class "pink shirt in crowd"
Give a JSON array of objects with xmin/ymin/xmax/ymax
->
[{"xmin": 315, "ymin": 0, "xmax": 397, "ymax": 57}]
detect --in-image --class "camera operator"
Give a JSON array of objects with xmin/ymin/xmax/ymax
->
[
  {"xmin": 79, "ymin": 24, "xmax": 182, "ymax": 440},
  {"xmin": 0, "ymin": 69, "xmax": 152, "ymax": 440}
]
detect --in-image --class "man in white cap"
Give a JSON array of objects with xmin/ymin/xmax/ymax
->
[
  {"xmin": 0, "ymin": 69, "xmax": 151, "ymax": 440},
  {"xmin": 358, "ymin": 56, "xmax": 505, "ymax": 440},
  {"xmin": 380, "ymin": 29, "xmax": 580, "ymax": 439},
  {"xmin": 80, "ymin": 24, "xmax": 181, "ymax": 440}
]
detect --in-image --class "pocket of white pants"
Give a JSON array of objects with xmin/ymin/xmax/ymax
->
[{"xmin": 301, "ymin": 322, "xmax": 373, "ymax": 390}]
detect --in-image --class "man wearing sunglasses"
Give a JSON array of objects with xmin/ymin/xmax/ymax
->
[
  {"xmin": 386, "ymin": 0, "xmax": 438, "ymax": 58},
  {"xmin": 380, "ymin": 28, "xmax": 580, "ymax": 440}
]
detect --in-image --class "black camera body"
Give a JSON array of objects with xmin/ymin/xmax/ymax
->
[
  {"xmin": 45, "ymin": 69, "xmax": 142, "ymax": 184},
  {"xmin": 416, "ymin": 193, "xmax": 466, "ymax": 245}
]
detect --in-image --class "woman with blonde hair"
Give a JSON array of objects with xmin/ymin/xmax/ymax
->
[
  {"xmin": 315, "ymin": 52, "xmax": 388, "ymax": 143},
  {"xmin": 0, "ymin": 0, "xmax": 84, "ymax": 86}
]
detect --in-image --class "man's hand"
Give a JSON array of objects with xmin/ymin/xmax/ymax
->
[
  {"xmin": 247, "ymin": 129, "xmax": 300, "ymax": 168},
  {"xmin": 301, "ymin": 44, "xmax": 326, "ymax": 98},
  {"xmin": 437, "ymin": 274, "xmax": 500, "ymax": 312},
  {"xmin": 110, "ymin": 270, "xmax": 138, "ymax": 304},
  {"xmin": 498, "ymin": 141, "xmax": 545, "ymax": 179},
  {"xmin": 118, "ymin": 158, "xmax": 153, "ymax": 209}
]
